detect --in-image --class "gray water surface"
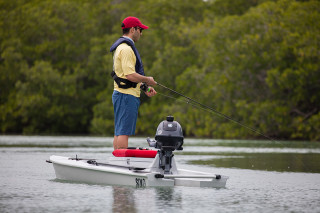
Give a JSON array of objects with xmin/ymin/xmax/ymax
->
[{"xmin": 0, "ymin": 136, "xmax": 319, "ymax": 213}]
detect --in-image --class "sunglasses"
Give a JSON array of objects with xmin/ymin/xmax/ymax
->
[{"xmin": 135, "ymin": 27, "xmax": 143, "ymax": 32}]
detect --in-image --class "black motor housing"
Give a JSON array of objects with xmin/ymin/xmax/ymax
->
[{"xmin": 155, "ymin": 116, "xmax": 183, "ymax": 151}]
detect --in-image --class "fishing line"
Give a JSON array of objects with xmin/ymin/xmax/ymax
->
[
  {"xmin": 155, "ymin": 83, "xmax": 310, "ymax": 172},
  {"xmin": 157, "ymin": 91, "xmax": 221, "ymax": 118},
  {"xmin": 156, "ymin": 82, "xmax": 276, "ymax": 142}
]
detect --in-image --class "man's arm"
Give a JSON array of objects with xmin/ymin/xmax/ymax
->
[
  {"xmin": 126, "ymin": 73, "xmax": 157, "ymax": 97},
  {"xmin": 126, "ymin": 73, "xmax": 157, "ymax": 86}
]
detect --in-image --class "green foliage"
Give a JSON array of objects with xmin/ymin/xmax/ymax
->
[
  {"xmin": 210, "ymin": 0, "xmax": 262, "ymax": 17},
  {"xmin": 0, "ymin": 0, "xmax": 319, "ymax": 141}
]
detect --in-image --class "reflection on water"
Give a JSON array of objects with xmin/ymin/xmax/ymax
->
[
  {"xmin": 190, "ymin": 153, "xmax": 320, "ymax": 173},
  {"xmin": 112, "ymin": 186, "xmax": 136, "ymax": 213},
  {"xmin": 111, "ymin": 186, "xmax": 182, "ymax": 212},
  {"xmin": 156, "ymin": 187, "xmax": 174, "ymax": 201},
  {"xmin": 155, "ymin": 187, "xmax": 182, "ymax": 209}
]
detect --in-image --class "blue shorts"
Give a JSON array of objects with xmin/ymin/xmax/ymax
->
[{"xmin": 112, "ymin": 91, "xmax": 140, "ymax": 136}]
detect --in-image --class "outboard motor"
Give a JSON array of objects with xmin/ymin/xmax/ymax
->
[
  {"xmin": 148, "ymin": 116, "xmax": 184, "ymax": 174},
  {"xmin": 155, "ymin": 116, "xmax": 183, "ymax": 151}
]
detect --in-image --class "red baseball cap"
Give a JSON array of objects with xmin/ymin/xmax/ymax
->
[{"xmin": 121, "ymin": 16, "xmax": 149, "ymax": 30}]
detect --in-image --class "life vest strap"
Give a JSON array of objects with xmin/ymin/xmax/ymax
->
[{"xmin": 111, "ymin": 71, "xmax": 137, "ymax": 89}]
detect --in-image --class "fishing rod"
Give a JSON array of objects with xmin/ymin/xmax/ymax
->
[
  {"xmin": 150, "ymin": 83, "xmax": 312, "ymax": 172},
  {"xmin": 155, "ymin": 82, "xmax": 277, "ymax": 142}
]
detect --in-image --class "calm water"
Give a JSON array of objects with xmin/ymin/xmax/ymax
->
[{"xmin": 1, "ymin": 136, "xmax": 320, "ymax": 213}]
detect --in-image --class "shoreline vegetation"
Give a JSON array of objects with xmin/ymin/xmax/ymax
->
[{"xmin": 0, "ymin": 0, "xmax": 319, "ymax": 141}]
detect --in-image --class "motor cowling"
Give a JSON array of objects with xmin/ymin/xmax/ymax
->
[{"xmin": 155, "ymin": 116, "xmax": 183, "ymax": 151}]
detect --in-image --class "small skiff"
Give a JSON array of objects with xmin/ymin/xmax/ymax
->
[{"xmin": 48, "ymin": 116, "xmax": 228, "ymax": 188}]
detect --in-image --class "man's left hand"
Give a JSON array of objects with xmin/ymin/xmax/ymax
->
[{"xmin": 144, "ymin": 87, "xmax": 157, "ymax": 97}]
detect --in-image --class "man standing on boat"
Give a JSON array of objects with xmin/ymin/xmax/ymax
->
[{"xmin": 110, "ymin": 17, "xmax": 157, "ymax": 150}]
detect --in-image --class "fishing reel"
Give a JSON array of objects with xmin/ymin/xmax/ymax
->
[
  {"xmin": 140, "ymin": 83, "xmax": 150, "ymax": 92},
  {"xmin": 148, "ymin": 116, "xmax": 184, "ymax": 174}
]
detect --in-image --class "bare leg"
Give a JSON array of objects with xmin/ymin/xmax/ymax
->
[
  {"xmin": 113, "ymin": 136, "xmax": 118, "ymax": 150},
  {"xmin": 113, "ymin": 135, "xmax": 129, "ymax": 150}
]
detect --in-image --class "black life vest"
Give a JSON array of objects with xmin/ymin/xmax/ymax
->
[{"xmin": 110, "ymin": 37, "xmax": 145, "ymax": 89}]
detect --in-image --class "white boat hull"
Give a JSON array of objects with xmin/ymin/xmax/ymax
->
[{"xmin": 49, "ymin": 155, "xmax": 228, "ymax": 188}]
